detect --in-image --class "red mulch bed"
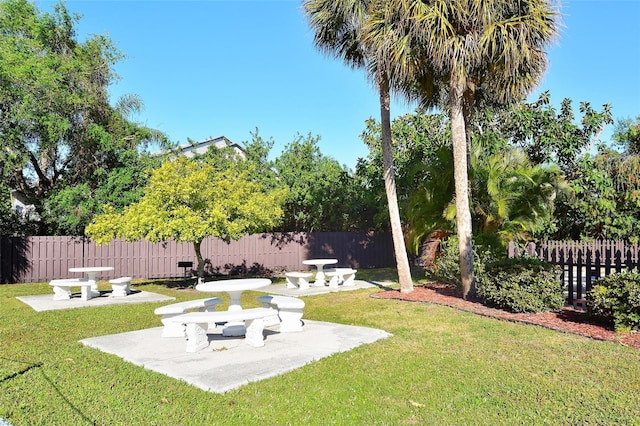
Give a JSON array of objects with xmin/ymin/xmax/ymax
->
[{"xmin": 371, "ymin": 282, "xmax": 640, "ymax": 350}]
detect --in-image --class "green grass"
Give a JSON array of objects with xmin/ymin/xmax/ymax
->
[{"xmin": 1, "ymin": 271, "xmax": 639, "ymax": 425}]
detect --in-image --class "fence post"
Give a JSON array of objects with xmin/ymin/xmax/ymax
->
[
  {"xmin": 615, "ymin": 245, "xmax": 623, "ymax": 273},
  {"xmin": 576, "ymin": 248, "xmax": 585, "ymax": 303},
  {"xmin": 586, "ymin": 245, "xmax": 600, "ymax": 295},
  {"xmin": 565, "ymin": 246, "xmax": 573, "ymax": 306}
]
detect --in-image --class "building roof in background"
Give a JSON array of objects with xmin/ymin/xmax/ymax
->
[{"xmin": 178, "ymin": 136, "xmax": 245, "ymax": 159}]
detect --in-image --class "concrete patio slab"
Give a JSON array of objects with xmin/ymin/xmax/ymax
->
[
  {"xmin": 256, "ymin": 279, "xmax": 381, "ymax": 297},
  {"xmin": 16, "ymin": 279, "xmax": 384, "ymax": 313},
  {"xmin": 16, "ymin": 290, "xmax": 175, "ymax": 312},
  {"xmin": 80, "ymin": 321, "xmax": 392, "ymax": 394}
]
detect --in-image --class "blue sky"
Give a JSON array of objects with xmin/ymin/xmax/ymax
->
[{"xmin": 36, "ymin": 0, "xmax": 640, "ymax": 170}]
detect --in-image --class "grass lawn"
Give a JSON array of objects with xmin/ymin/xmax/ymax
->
[{"xmin": 1, "ymin": 270, "xmax": 639, "ymax": 425}]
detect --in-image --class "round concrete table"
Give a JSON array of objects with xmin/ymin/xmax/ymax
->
[
  {"xmin": 69, "ymin": 266, "xmax": 114, "ymax": 298},
  {"xmin": 196, "ymin": 278, "xmax": 272, "ymax": 336},
  {"xmin": 302, "ymin": 258, "xmax": 338, "ymax": 286}
]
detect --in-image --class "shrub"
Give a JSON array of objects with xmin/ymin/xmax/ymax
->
[
  {"xmin": 427, "ymin": 237, "xmax": 464, "ymax": 289},
  {"xmin": 427, "ymin": 236, "xmax": 495, "ymax": 294},
  {"xmin": 476, "ymin": 257, "xmax": 564, "ymax": 313},
  {"xmin": 587, "ymin": 272, "xmax": 640, "ymax": 332}
]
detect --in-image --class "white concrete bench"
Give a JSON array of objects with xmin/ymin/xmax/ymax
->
[
  {"xmin": 325, "ymin": 268, "xmax": 358, "ymax": 289},
  {"xmin": 172, "ymin": 307, "xmax": 276, "ymax": 352},
  {"xmin": 285, "ymin": 271, "xmax": 314, "ymax": 290},
  {"xmin": 108, "ymin": 277, "xmax": 132, "ymax": 297},
  {"xmin": 257, "ymin": 295, "xmax": 305, "ymax": 332},
  {"xmin": 49, "ymin": 278, "xmax": 93, "ymax": 301},
  {"xmin": 154, "ymin": 298, "xmax": 223, "ymax": 338}
]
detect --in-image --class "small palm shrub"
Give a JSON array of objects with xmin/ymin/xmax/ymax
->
[
  {"xmin": 476, "ymin": 257, "xmax": 564, "ymax": 313},
  {"xmin": 587, "ymin": 271, "xmax": 640, "ymax": 332},
  {"xmin": 427, "ymin": 236, "xmax": 495, "ymax": 294}
]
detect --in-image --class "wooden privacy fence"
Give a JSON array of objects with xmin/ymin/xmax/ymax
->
[
  {"xmin": 509, "ymin": 240, "xmax": 640, "ymax": 305},
  {"xmin": 1, "ymin": 232, "xmax": 395, "ymax": 284}
]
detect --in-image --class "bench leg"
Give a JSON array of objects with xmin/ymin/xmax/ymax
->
[
  {"xmin": 111, "ymin": 283, "xmax": 130, "ymax": 297},
  {"xmin": 162, "ymin": 307, "xmax": 220, "ymax": 337},
  {"xmin": 256, "ymin": 297, "xmax": 280, "ymax": 326},
  {"xmin": 184, "ymin": 323, "xmax": 209, "ymax": 352},
  {"xmin": 313, "ymin": 271, "xmax": 326, "ymax": 287},
  {"xmin": 297, "ymin": 277, "xmax": 309, "ymax": 290},
  {"xmin": 285, "ymin": 276, "xmax": 298, "ymax": 289},
  {"xmin": 200, "ymin": 305, "xmax": 220, "ymax": 332},
  {"xmin": 52, "ymin": 285, "xmax": 72, "ymax": 301},
  {"xmin": 80, "ymin": 285, "xmax": 92, "ymax": 301},
  {"xmin": 264, "ymin": 313, "xmax": 280, "ymax": 327},
  {"xmin": 328, "ymin": 275, "xmax": 340, "ymax": 289},
  {"xmin": 161, "ymin": 315, "xmax": 187, "ymax": 338},
  {"xmin": 278, "ymin": 308, "xmax": 304, "ymax": 333},
  {"xmin": 244, "ymin": 318, "xmax": 265, "ymax": 347},
  {"xmin": 343, "ymin": 273, "xmax": 356, "ymax": 287}
]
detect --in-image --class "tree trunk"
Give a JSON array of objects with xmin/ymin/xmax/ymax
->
[
  {"xmin": 450, "ymin": 78, "xmax": 475, "ymax": 299},
  {"xmin": 193, "ymin": 240, "xmax": 205, "ymax": 282},
  {"xmin": 379, "ymin": 77, "xmax": 413, "ymax": 293}
]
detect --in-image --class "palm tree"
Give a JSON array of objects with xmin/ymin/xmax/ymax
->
[
  {"xmin": 470, "ymin": 147, "xmax": 566, "ymax": 245},
  {"xmin": 404, "ymin": 145, "xmax": 455, "ymax": 253},
  {"xmin": 406, "ymin": 143, "xmax": 566, "ymax": 259},
  {"xmin": 373, "ymin": 0, "xmax": 559, "ymax": 298},
  {"xmin": 303, "ymin": 0, "xmax": 414, "ymax": 292}
]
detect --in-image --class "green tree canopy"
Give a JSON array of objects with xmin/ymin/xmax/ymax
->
[
  {"xmin": 406, "ymin": 142, "xmax": 567, "ymax": 253},
  {"xmin": 568, "ymin": 148, "xmax": 640, "ymax": 242},
  {"xmin": 274, "ymin": 133, "xmax": 360, "ymax": 232},
  {"xmin": 503, "ymin": 92, "xmax": 613, "ymax": 178},
  {"xmin": 199, "ymin": 129, "xmax": 280, "ymax": 191},
  {"xmin": 613, "ymin": 116, "xmax": 640, "ymax": 155},
  {"xmin": 86, "ymin": 156, "xmax": 287, "ymax": 278},
  {"xmin": 42, "ymin": 150, "xmax": 163, "ymax": 235},
  {"xmin": 0, "ymin": 0, "xmax": 167, "ymax": 233},
  {"xmin": 356, "ymin": 110, "xmax": 451, "ymax": 229}
]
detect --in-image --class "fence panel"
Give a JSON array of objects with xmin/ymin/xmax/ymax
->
[
  {"xmin": 1, "ymin": 232, "xmax": 395, "ymax": 284},
  {"xmin": 28, "ymin": 237, "xmax": 85, "ymax": 282},
  {"xmin": 509, "ymin": 240, "xmax": 640, "ymax": 305}
]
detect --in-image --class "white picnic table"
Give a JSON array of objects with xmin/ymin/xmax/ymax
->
[
  {"xmin": 195, "ymin": 278, "xmax": 272, "ymax": 336},
  {"xmin": 302, "ymin": 258, "xmax": 338, "ymax": 286},
  {"xmin": 69, "ymin": 266, "xmax": 114, "ymax": 298}
]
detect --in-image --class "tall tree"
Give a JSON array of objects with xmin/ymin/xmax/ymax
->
[
  {"xmin": 42, "ymin": 150, "xmax": 163, "ymax": 235},
  {"xmin": 274, "ymin": 133, "xmax": 358, "ymax": 232},
  {"xmin": 373, "ymin": 0, "xmax": 559, "ymax": 298},
  {"xmin": 0, "ymin": 0, "xmax": 166, "ymax": 232},
  {"xmin": 495, "ymin": 93, "xmax": 614, "ymax": 240},
  {"xmin": 504, "ymin": 92, "xmax": 613, "ymax": 178},
  {"xmin": 303, "ymin": 0, "xmax": 414, "ymax": 292},
  {"xmin": 86, "ymin": 157, "xmax": 287, "ymax": 279},
  {"xmin": 613, "ymin": 116, "xmax": 640, "ymax": 155}
]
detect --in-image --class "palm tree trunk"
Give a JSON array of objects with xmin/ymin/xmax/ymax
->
[
  {"xmin": 379, "ymin": 77, "xmax": 413, "ymax": 293},
  {"xmin": 450, "ymin": 78, "xmax": 475, "ymax": 299}
]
